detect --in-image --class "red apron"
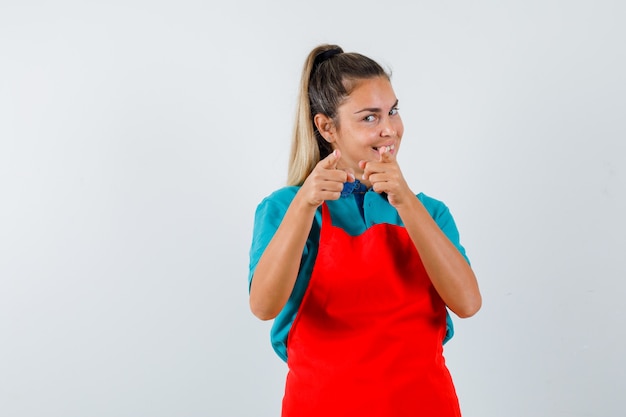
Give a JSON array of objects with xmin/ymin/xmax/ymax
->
[{"xmin": 282, "ymin": 203, "xmax": 461, "ymax": 417}]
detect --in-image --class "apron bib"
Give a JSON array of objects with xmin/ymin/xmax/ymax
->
[{"xmin": 282, "ymin": 203, "xmax": 461, "ymax": 417}]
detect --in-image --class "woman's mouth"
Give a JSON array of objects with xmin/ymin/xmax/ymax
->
[{"xmin": 372, "ymin": 144, "xmax": 395, "ymax": 153}]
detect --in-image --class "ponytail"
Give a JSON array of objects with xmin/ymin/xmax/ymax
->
[{"xmin": 286, "ymin": 44, "xmax": 389, "ymax": 186}]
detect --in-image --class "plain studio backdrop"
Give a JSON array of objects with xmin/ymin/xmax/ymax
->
[{"xmin": 1, "ymin": 1, "xmax": 624, "ymax": 416}]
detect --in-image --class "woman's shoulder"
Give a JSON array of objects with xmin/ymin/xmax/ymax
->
[
  {"xmin": 254, "ymin": 186, "xmax": 302, "ymax": 216},
  {"xmin": 416, "ymin": 192, "xmax": 451, "ymax": 217},
  {"xmin": 258, "ymin": 185, "xmax": 301, "ymax": 206},
  {"xmin": 417, "ymin": 191, "xmax": 447, "ymax": 207}
]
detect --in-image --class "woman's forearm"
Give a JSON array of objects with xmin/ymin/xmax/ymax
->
[
  {"xmin": 396, "ymin": 197, "xmax": 482, "ymax": 318},
  {"xmin": 249, "ymin": 194, "xmax": 319, "ymax": 321}
]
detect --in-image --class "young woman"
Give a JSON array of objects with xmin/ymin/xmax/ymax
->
[{"xmin": 248, "ymin": 44, "xmax": 481, "ymax": 417}]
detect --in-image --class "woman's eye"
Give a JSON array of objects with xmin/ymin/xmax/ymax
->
[
  {"xmin": 364, "ymin": 114, "xmax": 376, "ymax": 122},
  {"xmin": 389, "ymin": 107, "xmax": 400, "ymax": 116}
]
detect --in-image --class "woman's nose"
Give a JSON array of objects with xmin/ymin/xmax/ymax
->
[{"xmin": 381, "ymin": 119, "xmax": 396, "ymax": 137}]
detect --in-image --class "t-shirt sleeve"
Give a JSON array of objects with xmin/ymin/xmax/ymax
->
[{"xmin": 248, "ymin": 196, "xmax": 291, "ymax": 291}]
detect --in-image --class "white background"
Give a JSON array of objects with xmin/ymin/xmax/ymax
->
[{"xmin": 1, "ymin": 1, "xmax": 624, "ymax": 416}]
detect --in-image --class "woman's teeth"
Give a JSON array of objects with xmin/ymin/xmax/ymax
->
[{"xmin": 373, "ymin": 144, "xmax": 395, "ymax": 152}]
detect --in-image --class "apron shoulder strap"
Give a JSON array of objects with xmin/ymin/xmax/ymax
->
[{"xmin": 321, "ymin": 202, "xmax": 332, "ymax": 226}]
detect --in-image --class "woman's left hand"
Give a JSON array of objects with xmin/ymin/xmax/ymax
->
[
  {"xmin": 359, "ymin": 147, "xmax": 414, "ymax": 208},
  {"xmin": 362, "ymin": 146, "xmax": 481, "ymax": 318}
]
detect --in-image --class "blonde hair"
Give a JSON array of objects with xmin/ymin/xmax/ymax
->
[{"xmin": 286, "ymin": 44, "xmax": 389, "ymax": 185}]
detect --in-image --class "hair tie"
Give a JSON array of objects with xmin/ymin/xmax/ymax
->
[{"xmin": 312, "ymin": 48, "xmax": 342, "ymax": 75}]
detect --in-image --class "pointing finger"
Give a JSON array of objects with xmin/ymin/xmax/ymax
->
[
  {"xmin": 379, "ymin": 146, "xmax": 395, "ymax": 163},
  {"xmin": 322, "ymin": 149, "xmax": 341, "ymax": 169}
]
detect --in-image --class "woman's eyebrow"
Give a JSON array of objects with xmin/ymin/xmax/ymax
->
[{"xmin": 353, "ymin": 99, "xmax": 399, "ymax": 114}]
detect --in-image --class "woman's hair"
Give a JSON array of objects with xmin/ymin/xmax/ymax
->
[{"xmin": 287, "ymin": 44, "xmax": 390, "ymax": 185}]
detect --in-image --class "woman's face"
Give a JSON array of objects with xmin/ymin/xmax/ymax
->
[{"xmin": 325, "ymin": 76, "xmax": 404, "ymax": 182}]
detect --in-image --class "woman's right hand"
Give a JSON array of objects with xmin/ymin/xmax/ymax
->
[
  {"xmin": 299, "ymin": 149, "xmax": 355, "ymax": 207},
  {"xmin": 249, "ymin": 150, "xmax": 353, "ymax": 320}
]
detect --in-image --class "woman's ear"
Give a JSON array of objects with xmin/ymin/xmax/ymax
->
[{"xmin": 313, "ymin": 113, "xmax": 335, "ymax": 143}]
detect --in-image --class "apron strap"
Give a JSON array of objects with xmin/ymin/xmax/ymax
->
[{"xmin": 321, "ymin": 202, "xmax": 332, "ymax": 227}]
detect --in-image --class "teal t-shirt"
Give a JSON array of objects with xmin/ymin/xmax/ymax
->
[{"xmin": 249, "ymin": 183, "xmax": 470, "ymax": 362}]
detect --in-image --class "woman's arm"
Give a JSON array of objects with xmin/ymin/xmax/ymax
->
[
  {"xmin": 249, "ymin": 150, "xmax": 351, "ymax": 320},
  {"xmin": 249, "ymin": 194, "xmax": 318, "ymax": 320},
  {"xmin": 395, "ymin": 198, "xmax": 481, "ymax": 318},
  {"xmin": 362, "ymin": 148, "xmax": 481, "ymax": 318}
]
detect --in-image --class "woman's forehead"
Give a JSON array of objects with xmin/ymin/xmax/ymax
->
[{"xmin": 341, "ymin": 77, "xmax": 397, "ymax": 109}]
